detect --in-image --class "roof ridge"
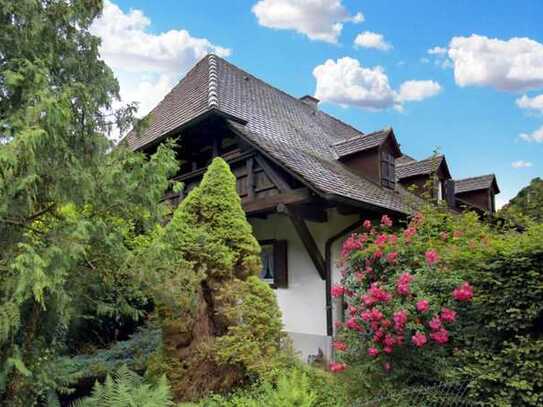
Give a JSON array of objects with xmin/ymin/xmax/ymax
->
[
  {"xmin": 455, "ymin": 174, "xmax": 495, "ymax": 182},
  {"xmin": 332, "ymin": 128, "xmax": 388, "ymax": 146},
  {"xmin": 208, "ymin": 54, "xmax": 219, "ymax": 108},
  {"xmin": 397, "ymin": 154, "xmax": 444, "ymax": 167}
]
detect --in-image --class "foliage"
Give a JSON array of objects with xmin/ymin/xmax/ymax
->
[
  {"xmin": 332, "ymin": 204, "xmax": 543, "ymax": 406},
  {"xmin": 0, "ymin": 1, "xmax": 179, "ymax": 404},
  {"xmin": 500, "ymin": 177, "xmax": 543, "ymax": 224},
  {"xmin": 453, "ymin": 223, "xmax": 543, "ymax": 406},
  {"xmin": 187, "ymin": 367, "xmax": 323, "ymax": 407},
  {"xmin": 215, "ymin": 276, "xmax": 285, "ymax": 380},
  {"xmin": 141, "ymin": 158, "xmax": 285, "ymax": 401},
  {"xmin": 71, "ymin": 365, "xmax": 174, "ymax": 407},
  {"xmin": 332, "ymin": 212, "xmax": 475, "ymax": 382}
]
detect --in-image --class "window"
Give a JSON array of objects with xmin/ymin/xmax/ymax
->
[
  {"xmin": 259, "ymin": 240, "xmax": 288, "ymax": 288},
  {"xmin": 381, "ymin": 151, "xmax": 395, "ymax": 189},
  {"xmin": 437, "ymin": 180, "xmax": 444, "ymax": 201}
]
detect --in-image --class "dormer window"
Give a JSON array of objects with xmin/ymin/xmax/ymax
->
[{"xmin": 381, "ymin": 152, "xmax": 395, "ymax": 189}]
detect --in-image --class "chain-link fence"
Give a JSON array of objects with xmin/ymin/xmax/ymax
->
[{"xmin": 352, "ymin": 381, "xmax": 476, "ymax": 407}]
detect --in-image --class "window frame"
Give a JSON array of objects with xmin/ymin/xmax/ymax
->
[
  {"xmin": 380, "ymin": 150, "xmax": 396, "ymax": 189},
  {"xmin": 258, "ymin": 239, "xmax": 288, "ymax": 289}
]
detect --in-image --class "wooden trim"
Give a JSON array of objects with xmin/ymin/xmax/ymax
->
[
  {"xmin": 258, "ymin": 239, "xmax": 288, "ymax": 289},
  {"xmin": 172, "ymin": 150, "xmax": 255, "ymax": 182},
  {"xmin": 246, "ymin": 157, "xmax": 255, "ymax": 200},
  {"xmin": 254, "ymin": 155, "xmax": 291, "ymax": 193},
  {"xmin": 281, "ymin": 205, "xmax": 326, "ymax": 280},
  {"xmin": 243, "ymin": 188, "xmax": 311, "ymax": 215}
]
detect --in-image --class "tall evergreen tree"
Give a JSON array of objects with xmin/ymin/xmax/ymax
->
[
  {"xmin": 143, "ymin": 158, "xmax": 284, "ymax": 401},
  {"xmin": 0, "ymin": 1, "xmax": 178, "ymax": 404}
]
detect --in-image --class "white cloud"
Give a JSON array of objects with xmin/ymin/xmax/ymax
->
[
  {"xmin": 512, "ymin": 160, "xmax": 533, "ymax": 168},
  {"xmin": 425, "ymin": 46, "xmax": 453, "ymax": 69},
  {"xmin": 397, "ymin": 80, "xmax": 442, "ymax": 102},
  {"xmin": 428, "ymin": 46, "xmax": 447, "ymax": 55},
  {"xmin": 519, "ymin": 125, "xmax": 543, "ymax": 143},
  {"xmin": 313, "ymin": 57, "xmax": 441, "ymax": 110},
  {"xmin": 252, "ymin": 0, "xmax": 363, "ymax": 43},
  {"xmin": 354, "ymin": 31, "xmax": 392, "ymax": 51},
  {"xmin": 448, "ymin": 34, "xmax": 543, "ymax": 91},
  {"xmin": 516, "ymin": 93, "xmax": 543, "ymax": 113},
  {"xmin": 90, "ymin": 0, "xmax": 230, "ymax": 120}
]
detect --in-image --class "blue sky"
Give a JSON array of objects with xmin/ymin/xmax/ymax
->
[{"xmin": 93, "ymin": 0, "xmax": 543, "ymax": 206}]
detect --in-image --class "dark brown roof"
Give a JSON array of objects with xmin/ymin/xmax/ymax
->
[
  {"xmin": 332, "ymin": 129, "xmax": 394, "ymax": 159},
  {"xmin": 396, "ymin": 155, "xmax": 449, "ymax": 180},
  {"xmin": 455, "ymin": 174, "xmax": 499, "ymax": 194},
  {"xmin": 396, "ymin": 154, "xmax": 417, "ymax": 165},
  {"xmin": 122, "ymin": 55, "xmax": 420, "ymax": 214}
]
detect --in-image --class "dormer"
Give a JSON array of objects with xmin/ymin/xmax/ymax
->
[
  {"xmin": 332, "ymin": 128, "xmax": 402, "ymax": 189},
  {"xmin": 454, "ymin": 174, "xmax": 500, "ymax": 215},
  {"xmin": 396, "ymin": 154, "xmax": 453, "ymax": 205}
]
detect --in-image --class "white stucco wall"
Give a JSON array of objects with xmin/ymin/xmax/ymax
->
[{"xmin": 250, "ymin": 209, "xmax": 360, "ymax": 360}]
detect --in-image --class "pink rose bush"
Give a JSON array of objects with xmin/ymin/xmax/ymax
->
[{"xmin": 329, "ymin": 214, "xmax": 474, "ymax": 373}]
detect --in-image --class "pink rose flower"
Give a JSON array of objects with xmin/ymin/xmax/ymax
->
[
  {"xmin": 403, "ymin": 227, "xmax": 417, "ymax": 241},
  {"xmin": 453, "ymin": 282, "xmax": 474, "ymax": 302},
  {"xmin": 329, "ymin": 361, "xmax": 347, "ymax": 373},
  {"xmin": 346, "ymin": 318, "xmax": 364, "ymax": 331},
  {"xmin": 388, "ymin": 234, "xmax": 398, "ymax": 245},
  {"xmin": 429, "ymin": 316, "xmax": 442, "ymax": 331},
  {"xmin": 381, "ymin": 215, "xmax": 393, "ymax": 227},
  {"xmin": 425, "ymin": 249, "xmax": 440, "ymax": 266},
  {"xmin": 396, "ymin": 272, "xmax": 413, "ymax": 296},
  {"xmin": 331, "ymin": 284, "xmax": 345, "ymax": 298},
  {"xmin": 411, "ymin": 331, "xmax": 427, "ymax": 348},
  {"xmin": 440, "ymin": 307, "xmax": 457, "ymax": 323},
  {"xmin": 387, "ymin": 251, "xmax": 399, "ymax": 263},
  {"xmin": 363, "ymin": 219, "xmax": 372, "ymax": 231},
  {"xmin": 368, "ymin": 347, "xmax": 380, "ymax": 357},
  {"xmin": 375, "ymin": 234, "xmax": 388, "ymax": 247},
  {"xmin": 430, "ymin": 328, "xmax": 449, "ymax": 345},
  {"xmin": 333, "ymin": 341, "xmax": 348, "ymax": 352},
  {"xmin": 393, "ymin": 309, "xmax": 408, "ymax": 332},
  {"xmin": 416, "ymin": 300, "xmax": 430, "ymax": 313}
]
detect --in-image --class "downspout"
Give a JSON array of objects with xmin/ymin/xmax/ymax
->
[{"xmin": 324, "ymin": 216, "xmax": 362, "ymax": 336}]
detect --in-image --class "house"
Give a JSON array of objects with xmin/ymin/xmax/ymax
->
[
  {"xmin": 122, "ymin": 54, "xmax": 499, "ymax": 361},
  {"xmin": 454, "ymin": 174, "xmax": 500, "ymax": 215},
  {"xmin": 396, "ymin": 154, "xmax": 454, "ymax": 205}
]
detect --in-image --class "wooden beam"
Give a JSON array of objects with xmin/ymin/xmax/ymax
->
[
  {"xmin": 246, "ymin": 157, "xmax": 255, "ymax": 200},
  {"xmin": 289, "ymin": 204, "xmax": 328, "ymax": 223},
  {"xmin": 243, "ymin": 188, "xmax": 311, "ymax": 216},
  {"xmin": 280, "ymin": 205, "xmax": 326, "ymax": 280},
  {"xmin": 254, "ymin": 155, "xmax": 291, "ymax": 193}
]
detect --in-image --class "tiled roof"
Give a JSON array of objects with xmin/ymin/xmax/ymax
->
[
  {"xmin": 455, "ymin": 174, "xmax": 498, "ymax": 194},
  {"xmin": 397, "ymin": 155, "xmax": 445, "ymax": 180},
  {"xmin": 122, "ymin": 54, "xmax": 418, "ymax": 214},
  {"xmin": 396, "ymin": 155, "xmax": 416, "ymax": 165},
  {"xmin": 332, "ymin": 129, "xmax": 389, "ymax": 159}
]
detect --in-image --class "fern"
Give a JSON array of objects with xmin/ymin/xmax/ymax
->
[
  {"xmin": 0, "ymin": 301, "xmax": 20, "ymax": 345},
  {"xmin": 71, "ymin": 365, "xmax": 174, "ymax": 407}
]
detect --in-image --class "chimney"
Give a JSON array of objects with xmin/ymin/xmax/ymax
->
[{"xmin": 300, "ymin": 95, "xmax": 319, "ymax": 111}]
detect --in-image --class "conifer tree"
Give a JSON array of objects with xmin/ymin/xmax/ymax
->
[
  {"xmin": 145, "ymin": 158, "xmax": 284, "ymax": 401},
  {"xmin": 0, "ymin": 1, "xmax": 178, "ymax": 404}
]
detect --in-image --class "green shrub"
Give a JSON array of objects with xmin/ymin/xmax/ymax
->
[
  {"xmin": 190, "ymin": 367, "xmax": 323, "ymax": 407},
  {"xmin": 71, "ymin": 365, "xmax": 174, "ymax": 407},
  {"xmin": 453, "ymin": 224, "xmax": 543, "ymax": 406}
]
